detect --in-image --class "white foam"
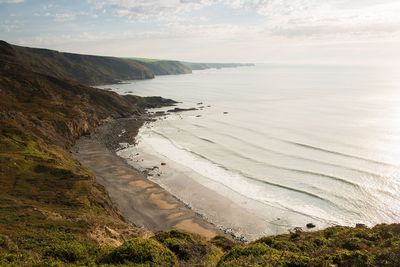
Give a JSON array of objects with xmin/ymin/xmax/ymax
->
[{"xmin": 134, "ymin": 127, "xmax": 349, "ymax": 226}]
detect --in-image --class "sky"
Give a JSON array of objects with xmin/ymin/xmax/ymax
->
[{"xmin": 1, "ymin": 0, "xmax": 400, "ymax": 64}]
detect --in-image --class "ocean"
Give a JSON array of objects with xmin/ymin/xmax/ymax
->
[{"xmin": 99, "ymin": 64, "xmax": 400, "ymax": 239}]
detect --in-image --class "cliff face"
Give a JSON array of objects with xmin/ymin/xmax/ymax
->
[
  {"xmin": 0, "ymin": 41, "xmax": 256, "ymax": 87},
  {"xmin": 0, "ymin": 41, "xmax": 155, "ymax": 85},
  {"xmin": 1, "ymin": 41, "xmax": 399, "ymax": 267},
  {"xmin": 0, "ymin": 45, "xmax": 176, "ymax": 258},
  {"xmin": 142, "ymin": 60, "xmax": 192, "ymax": 75}
]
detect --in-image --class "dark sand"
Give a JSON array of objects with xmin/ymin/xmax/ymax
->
[{"xmin": 73, "ymin": 117, "xmax": 219, "ymax": 239}]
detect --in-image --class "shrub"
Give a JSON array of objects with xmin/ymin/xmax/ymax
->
[
  {"xmin": 278, "ymin": 253, "xmax": 314, "ymax": 267},
  {"xmin": 374, "ymin": 246, "xmax": 400, "ymax": 267},
  {"xmin": 211, "ymin": 235, "xmax": 237, "ymax": 251},
  {"xmin": 100, "ymin": 237, "xmax": 177, "ymax": 266},
  {"xmin": 313, "ymin": 237, "xmax": 326, "ymax": 247},
  {"xmin": 0, "ymin": 253, "xmax": 17, "ymax": 264},
  {"xmin": 341, "ymin": 237, "xmax": 362, "ymax": 250},
  {"xmin": 255, "ymin": 237, "xmax": 273, "ymax": 246},
  {"xmin": 44, "ymin": 241, "xmax": 89, "ymax": 263},
  {"xmin": 217, "ymin": 243, "xmax": 274, "ymax": 266},
  {"xmin": 154, "ymin": 230, "xmax": 223, "ymax": 266},
  {"xmin": 0, "ymin": 234, "xmax": 18, "ymax": 252},
  {"xmin": 332, "ymin": 250, "xmax": 371, "ymax": 267},
  {"xmin": 254, "ymin": 238, "xmax": 300, "ymax": 253}
]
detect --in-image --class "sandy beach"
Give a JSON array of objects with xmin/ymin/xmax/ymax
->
[{"xmin": 73, "ymin": 117, "xmax": 220, "ymax": 239}]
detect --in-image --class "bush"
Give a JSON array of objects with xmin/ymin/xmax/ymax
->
[
  {"xmin": 374, "ymin": 246, "xmax": 400, "ymax": 267},
  {"xmin": 218, "ymin": 243, "xmax": 274, "ymax": 266},
  {"xmin": 341, "ymin": 237, "xmax": 362, "ymax": 250},
  {"xmin": 0, "ymin": 234, "xmax": 18, "ymax": 252},
  {"xmin": 211, "ymin": 235, "xmax": 237, "ymax": 251},
  {"xmin": 100, "ymin": 237, "xmax": 177, "ymax": 266},
  {"xmin": 278, "ymin": 253, "xmax": 314, "ymax": 267},
  {"xmin": 0, "ymin": 253, "xmax": 18, "ymax": 264},
  {"xmin": 44, "ymin": 241, "xmax": 89, "ymax": 263},
  {"xmin": 332, "ymin": 250, "xmax": 371, "ymax": 267},
  {"xmin": 154, "ymin": 230, "xmax": 223, "ymax": 266}
]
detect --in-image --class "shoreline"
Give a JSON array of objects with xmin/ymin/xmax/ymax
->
[{"xmin": 73, "ymin": 115, "xmax": 222, "ymax": 240}]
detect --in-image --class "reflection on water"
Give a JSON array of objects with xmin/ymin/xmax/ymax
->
[{"xmin": 100, "ymin": 64, "xmax": 400, "ymax": 235}]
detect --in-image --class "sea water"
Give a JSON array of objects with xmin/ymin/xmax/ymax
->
[{"xmin": 99, "ymin": 64, "xmax": 400, "ymax": 238}]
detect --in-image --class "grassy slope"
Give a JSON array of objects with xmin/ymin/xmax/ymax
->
[
  {"xmin": 0, "ymin": 42, "xmax": 399, "ymax": 266},
  {"xmin": 2, "ymin": 41, "xmax": 155, "ymax": 85},
  {"xmin": 141, "ymin": 60, "xmax": 192, "ymax": 75},
  {"xmin": 0, "ymin": 46, "xmax": 158, "ymax": 265}
]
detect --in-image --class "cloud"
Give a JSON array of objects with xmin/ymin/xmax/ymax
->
[
  {"xmin": 252, "ymin": 0, "xmax": 400, "ymax": 39},
  {"xmin": 0, "ymin": 0, "xmax": 24, "ymax": 3},
  {"xmin": 89, "ymin": 0, "xmax": 245, "ymax": 21},
  {"xmin": 1, "ymin": 19, "xmax": 22, "ymax": 32},
  {"xmin": 86, "ymin": 0, "xmax": 400, "ymax": 42}
]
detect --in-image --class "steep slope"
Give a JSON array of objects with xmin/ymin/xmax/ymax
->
[
  {"xmin": 0, "ymin": 41, "xmax": 398, "ymax": 266},
  {"xmin": 1, "ymin": 41, "xmax": 255, "ymax": 87},
  {"xmin": 0, "ymin": 49, "xmax": 176, "ymax": 264},
  {"xmin": 142, "ymin": 60, "xmax": 192, "ymax": 75},
  {"xmin": 0, "ymin": 40, "xmax": 155, "ymax": 85}
]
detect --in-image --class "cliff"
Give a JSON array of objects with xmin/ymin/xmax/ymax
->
[
  {"xmin": 141, "ymin": 60, "xmax": 192, "ymax": 75},
  {"xmin": 0, "ymin": 41, "xmax": 155, "ymax": 85},
  {"xmin": 0, "ymin": 41, "xmax": 398, "ymax": 267},
  {"xmin": 0, "ymin": 41, "xmax": 255, "ymax": 87},
  {"xmin": 0, "ymin": 45, "xmax": 175, "ymax": 264}
]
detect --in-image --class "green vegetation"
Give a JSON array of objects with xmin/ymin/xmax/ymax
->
[
  {"xmin": 0, "ymin": 40, "xmax": 398, "ymax": 266},
  {"xmin": 154, "ymin": 230, "xmax": 223, "ymax": 266},
  {"xmin": 3, "ymin": 40, "xmax": 154, "ymax": 85},
  {"xmin": 218, "ymin": 224, "xmax": 400, "ymax": 267},
  {"xmin": 101, "ymin": 237, "xmax": 178, "ymax": 266},
  {"xmin": 140, "ymin": 60, "xmax": 192, "ymax": 75},
  {"xmin": 0, "ymin": 226, "xmax": 399, "ymax": 266},
  {"xmin": 0, "ymin": 43, "xmax": 158, "ymax": 266}
]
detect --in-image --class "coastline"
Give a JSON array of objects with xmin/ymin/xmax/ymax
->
[
  {"xmin": 73, "ymin": 115, "xmax": 222, "ymax": 240},
  {"xmin": 73, "ymin": 109, "xmax": 300, "ymax": 241}
]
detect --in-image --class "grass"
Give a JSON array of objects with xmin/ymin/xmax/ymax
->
[
  {"xmin": 1, "ymin": 226, "xmax": 399, "ymax": 266},
  {"xmin": 1, "ymin": 123, "xmax": 399, "ymax": 267},
  {"xmin": 1, "ymin": 44, "xmax": 399, "ymax": 266}
]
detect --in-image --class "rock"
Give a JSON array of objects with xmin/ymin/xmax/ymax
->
[
  {"xmin": 293, "ymin": 227, "xmax": 303, "ymax": 233},
  {"xmin": 167, "ymin": 107, "xmax": 198, "ymax": 113},
  {"xmin": 161, "ymin": 162, "xmax": 166, "ymax": 166},
  {"xmin": 223, "ymin": 112, "xmax": 229, "ymax": 114},
  {"xmin": 196, "ymin": 115, "xmax": 202, "ymax": 117},
  {"xmin": 197, "ymin": 102, "xmax": 203, "ymax": 105},
  {"xmin": 356, "ymin": 223, "xmax": 367, "ymax": 228},
  {"xmin": 306, "ymin": 223, "xmax": 316, "ymax": 229},
  {"xmin": 105, "ymin": 226, "xmax": 119, "ymax": 238}
]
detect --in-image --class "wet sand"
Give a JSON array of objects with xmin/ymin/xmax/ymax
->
[{"xmin": 73, "ymin": 118, "xmax": 220, "ymax": 239}]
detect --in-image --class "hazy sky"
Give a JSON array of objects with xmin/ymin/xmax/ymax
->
[{"xmin": 1, "ymin": 0, "xmax": 400, "ymax": 64}]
